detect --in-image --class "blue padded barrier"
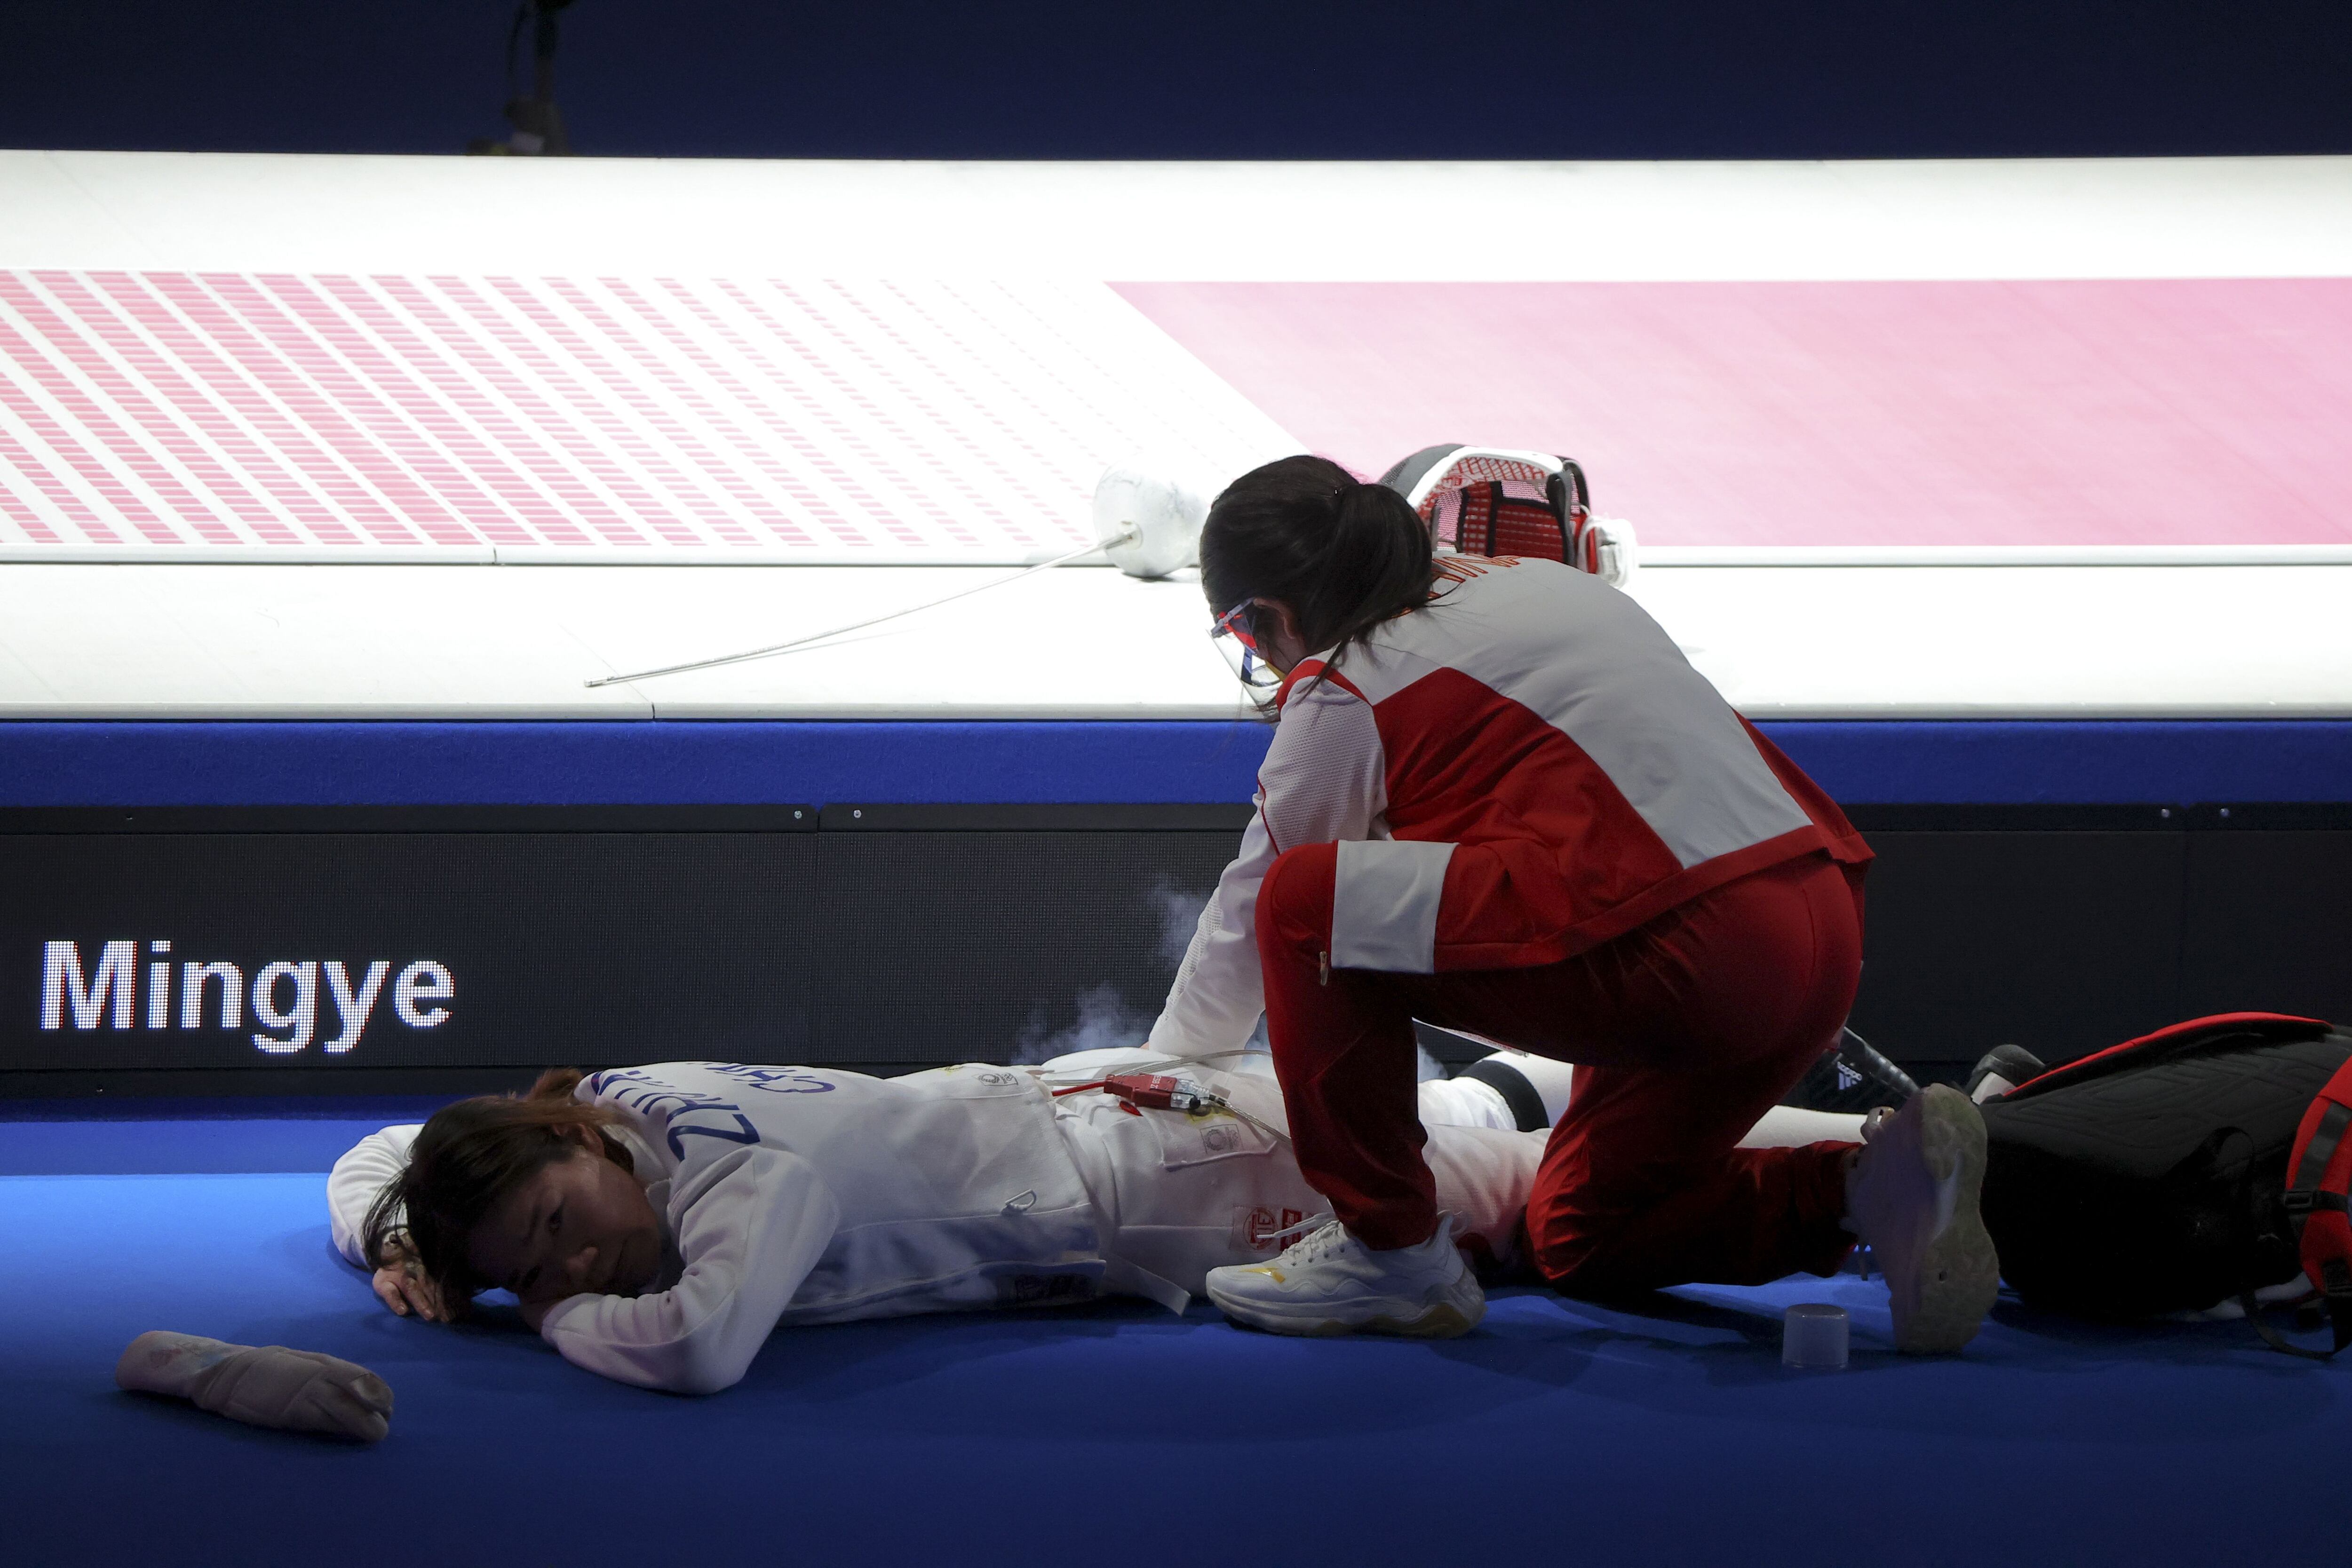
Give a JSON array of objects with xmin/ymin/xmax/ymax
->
[
  {"xmin": 1765, "ymin": 720, "xmax": 2352, "ymax": 805},
  {"xmin": 0, "ymin": 719, "xmax": 2347, "ymax": 808},
  {"xmin": 0, "ymin": 721, "xmax": 1274, "ymax": 807},
  {"xmin": 0, "ymin": 1098, "xmax": 457, "ymax": 1175}
]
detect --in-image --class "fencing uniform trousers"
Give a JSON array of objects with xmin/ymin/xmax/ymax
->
[
  {"xmin": 1257, "ymin": 847, "xmax": 1865, "ymax": 1295},
  {"xmin": 1054, "ymin": 1098, "xmax": 1543, "ymax": 1302}
]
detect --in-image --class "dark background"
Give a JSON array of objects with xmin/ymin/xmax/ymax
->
[
  {"xmin": 0, "ymin": 1, "xmax": 2346, "ymax": 161},
  {"xmin": 5, "ymin": 804, "xmax": 2348, "ymax": 1093}
]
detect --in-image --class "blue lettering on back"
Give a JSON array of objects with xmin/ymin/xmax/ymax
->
[
  {"xmin": 667, "ymin": 1111, "xmax": 763, "ymax": 1160},
  {"xmin": 707, "ymin": 1064, "xmax": 835, "ymax": 1095}
]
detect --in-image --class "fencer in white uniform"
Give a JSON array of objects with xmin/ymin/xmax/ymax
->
[
  {"xmin": 329, "ymin": 1051, "xmax": 1561, "ymax": 1395},
  {"xmin": 331, "ymin": 1050, "xmax": 1863, "ymax": 1395}
]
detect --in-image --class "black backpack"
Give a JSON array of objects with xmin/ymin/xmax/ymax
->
[{"xmin": 1979, "ymin": 1012, "xmax": 2352, "ymax": 1358}]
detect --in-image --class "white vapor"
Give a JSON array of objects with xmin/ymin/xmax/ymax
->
[
  {"xmin": 1004, "ymin": 878, "xmax": 1218, "ymax": 1067},
  {"xmin": 1010, "ymin": 983, "xmax": 1153, "ymax": 1066},
  {"xmin": 1145, "ymin": 875, "xmax": 1203, "ymax": 970},
  {"xmin": 1006, "ymin": 879, "xmax": 1296, "ymax": 1069}
]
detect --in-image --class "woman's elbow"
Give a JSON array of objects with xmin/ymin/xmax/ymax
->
[
  {"xmin": 661, "ymin": 1338, "xmax": 756, "ymax": 1397},
  {"xmin": 664, "ymin": 1362, "xmax": 750, "ymax": 1398}
]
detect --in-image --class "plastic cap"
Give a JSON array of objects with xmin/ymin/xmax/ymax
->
[{"xmin": 1782, "ymin": 1302, "xmax": 1850, "ymax": 1369}]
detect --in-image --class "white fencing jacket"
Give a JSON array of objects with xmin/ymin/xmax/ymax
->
[
  {"xmin": 329, "ymin": 1061, "xmax": 1099, "ymax": 1395},
  {"xmin": 1149, "ymin": 555, "xmax": 1869, "ymax": 1061}
]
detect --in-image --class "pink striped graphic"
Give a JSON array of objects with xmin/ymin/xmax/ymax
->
[
  {"xmin": 775, "ymin": 281, "xmax": 1041, "ymax": 548},
  {"xmin": 931, "ymin": 280, "xmax": 1151, "ymax": 463},
  {"xmin": 600, "ymin": 278, "xmax": 865, "ymax": 547},
  {"xmin": 875, "ymin": 281, "xmax": 1097, "ymax": 517},
  {"xmin": 42, "ymin": 273, "xmax": 305, "ymax": 545},
  {"xmin": 474, "ymin": 277, "xmax": 755, "ymax": 546},
  {"xmin": 92, "ymin": 272, "xmax": 368, "ymax": 545},
  {"xmin": 0, "ymin": 316, "xmax": 176, "ymax": 544},
  {"xmin": 0, "ymin": 430, "xmax": 75, "ymax": 542},
  {"xmin": 705, "ymin": 279, "xmax": 952, "ymax": 547},
  {"xmin": 147, "ymin": 274, "xmax": 420, "ymax": 545},
  {"xmin": 202, "ymin": 274, "xmax": 476, "ymax": 547},
  {"xmin": 376, "ymin": 276, "xmax": 662, "ymax": 546},
  {"xmin": 539, "ymin": 278, "xmax": 813, "ymax": 545},
  {"xmin": 315, "ymin": 276, "xmax": 592, "ymax": 547},
  {"xmin": 0, "ymin": 271, "xmax": 1291, "ymax": 553},
  {"xmin": 0, "ymin": 276, "xmax": 253, "ymax": 545},
  {"xmin": 740, "ymin": 283, "xmax": 994, "ymax": 547},
  {"xmin": 0, "ymin": 469, "xmax": 56, "ymax": 541},
  {"xmin": 652, "ymin": 278, "xmax": 904, "ymax": 547},
  {"xmin": 262, "ymin": 275, "xmax": 539, "ymax": 547}
]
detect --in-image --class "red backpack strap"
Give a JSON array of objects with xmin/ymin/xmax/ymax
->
[
  {"xmin": 2251, "ymin": 1051, "xmax": 2352, "ymax": 1358},
  {"xmin": 2002, "ymin": 1012, "xmax": 2331, "ymax": 1103},
  {"xmin": 2280, "ymin": 1054, "xmax": 2352, "ymax": 1353}
]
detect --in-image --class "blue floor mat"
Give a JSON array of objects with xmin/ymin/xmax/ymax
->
[{"xmin": 4, "ymin": 1168, "xmax": 2348, "ymax": 1567}]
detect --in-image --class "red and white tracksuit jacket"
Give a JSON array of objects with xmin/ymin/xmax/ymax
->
[{"xmin": 1148, "ymin": 555, "xmax": 1871, "ymax": 1059}]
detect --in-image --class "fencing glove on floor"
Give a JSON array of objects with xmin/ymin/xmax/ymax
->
[{"xmin": 116, "ymin": 1330, "xmax": 392, "ymax": 1442}]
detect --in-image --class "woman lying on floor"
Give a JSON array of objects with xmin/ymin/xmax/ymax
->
[{"xmin": 332, "ymin": 1049, "xmax": 1864, "ymax": 1394}]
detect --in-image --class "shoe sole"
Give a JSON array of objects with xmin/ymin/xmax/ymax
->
[
  {"xmin": 1894, "ymin": 1085, "xmax": 2001, "ymax": 1355},
  {"xmin": 1207, "ymin": 1289, "xmax": 1486, "ymax": 1340}
]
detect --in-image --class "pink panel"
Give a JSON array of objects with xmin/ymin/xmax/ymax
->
[
  {"xmin": 1113, "ymin": 280, "xmax": 2352, "ymax": 546},
  {"xmin": 0, "ymin": 272, "xmax": 1257, "ymax": 554}
]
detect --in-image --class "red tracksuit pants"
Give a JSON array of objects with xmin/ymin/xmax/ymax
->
[{"xmin": 1256, "ymin": 847, "xmax": 1865, "ymax": 1295}]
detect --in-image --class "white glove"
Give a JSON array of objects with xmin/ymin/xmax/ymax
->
[{"xmin": 115, "ymin": 1330, "xmax": 393, "ymax": 1442}]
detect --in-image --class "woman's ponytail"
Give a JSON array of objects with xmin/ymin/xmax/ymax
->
[
  {"xmin": 527, "ymin": 1067, "xmax": 588, "ymax": 1101},
  {"xmin": 1319, "ymin": 478, "xmax": 1433, "ymax": 650},
  {"xmin": 1200, "ymin": 454, "xmax": 1433, "ymax": 682}
]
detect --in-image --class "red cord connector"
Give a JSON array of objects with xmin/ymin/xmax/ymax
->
[{"xmin": 1103, "ymin": 1073, "xmax": 1218, "ymax": 1114}]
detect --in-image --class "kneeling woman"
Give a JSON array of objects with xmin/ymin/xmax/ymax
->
[
  {"xmin": 334, "ymin": 1054, "xmax": 1555, "ymax": 1394},
  {"xmin": 1160, "ymin": 456, "xmax": 1997, "ymax": 1353}
]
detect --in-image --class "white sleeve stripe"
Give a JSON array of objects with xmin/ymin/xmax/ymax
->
[{"xmin": 1332, "ymin": 838, "xmax": 1456, "ymax": 973}]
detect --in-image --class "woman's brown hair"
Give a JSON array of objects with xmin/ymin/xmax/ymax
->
[
  {"xmin": 1198, "ymin": 454, "xmax": 1435, "ymax": 715},
  {"xmin": 361, "ymin": 1068, "xmax": 633, "ymax": 1317}
]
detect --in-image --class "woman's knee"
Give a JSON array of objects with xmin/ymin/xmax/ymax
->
[{"xmin": 1526, "ymin": 1205, "xmax": 1657, "ymax": 1299}]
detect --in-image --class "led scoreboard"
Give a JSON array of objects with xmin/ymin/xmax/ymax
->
[
  {"xmin": 0, "ymin": 804, "xmax": 1249, "ymax": 1090},
  {"xmin": 8, "ymin": 799, "xmax": 2350, "ymax": 1092}
]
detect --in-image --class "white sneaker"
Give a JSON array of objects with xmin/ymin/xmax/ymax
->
[
  {"xmin": 1846, "ymin": 1084, "xmax": 2000, "ymax": 1353},
  {"xmin": 1205, "ymin": 1214, "xmax": 1486, "ymax": 1338}
]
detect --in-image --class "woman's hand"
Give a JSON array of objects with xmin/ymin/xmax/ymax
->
[{"xmin": 370, "ymin": 1248, "xmax": 446, "ymax": 1322}]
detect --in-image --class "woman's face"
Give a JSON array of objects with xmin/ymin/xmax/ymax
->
[{"xmin": 467, "ymin": 1130, "xmax": 664, "ymax": 1313}]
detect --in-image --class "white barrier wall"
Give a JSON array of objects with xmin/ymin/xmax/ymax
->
[{"xmin": 2, "ymin": 153, "xmax": 2349, "ymax": 720}]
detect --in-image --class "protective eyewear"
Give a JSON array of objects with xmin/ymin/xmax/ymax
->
[{"xmin": 1208, "ymin": 600, "xmax": 1282, "ymax": 693}]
